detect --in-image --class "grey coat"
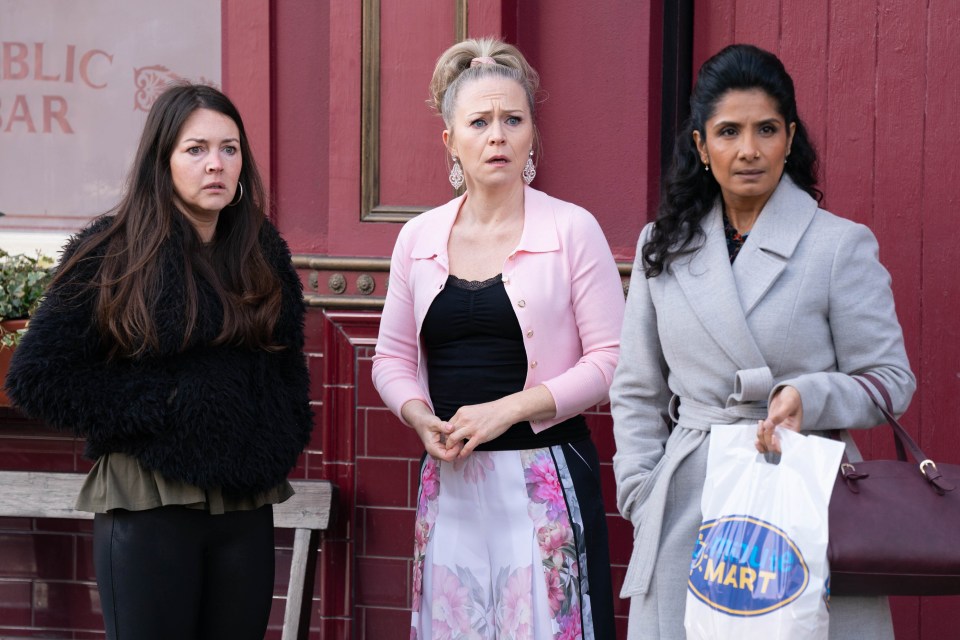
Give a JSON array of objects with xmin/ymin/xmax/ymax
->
[{"xmin": 610, "ymin": 177, "xmax": 915, "ymax": 639}]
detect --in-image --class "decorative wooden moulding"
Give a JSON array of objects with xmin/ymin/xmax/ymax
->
[{"xmin": 293, "ymin": 255, "xmax": 632, "ymax": 311}]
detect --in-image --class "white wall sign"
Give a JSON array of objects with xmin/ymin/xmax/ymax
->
[{"xmin": 0, "ymin": 0, "xmax": 221, "ymax": 244}]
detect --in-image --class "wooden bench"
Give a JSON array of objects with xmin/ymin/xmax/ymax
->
[{"xmin": 0, "ymin": 471, "xmax": 335, "ymax": 640}]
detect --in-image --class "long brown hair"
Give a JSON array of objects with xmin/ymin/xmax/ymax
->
[{"xmin": 55, "ymin": 82, "xmax": 282, "ymax": 358}]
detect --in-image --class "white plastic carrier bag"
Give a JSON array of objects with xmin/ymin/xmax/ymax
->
[{"xmin": 684, "ymin": 424, "xmax": 844, "ymax": 640}]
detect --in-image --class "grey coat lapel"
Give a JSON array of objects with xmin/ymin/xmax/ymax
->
[
  {"xmin": 732, "ymin": 177, "xmax": 818, "ymax": 315},
  {"xmin": 673, "ymin": 204, "xmax": 766, "ymax": 371},
  {"xmin": 672, "ymin": 177, "xmax": 818, "ymax": 373}
]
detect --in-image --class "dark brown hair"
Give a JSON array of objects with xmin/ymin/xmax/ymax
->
[{"xmin": 54, "ymin": 82, "xmax": 281, "ymax": 358}]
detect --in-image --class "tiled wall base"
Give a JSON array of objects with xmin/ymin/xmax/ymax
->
[{"xmin": 1, "ymin": 308, "xmax": 630, "ymax": 638}]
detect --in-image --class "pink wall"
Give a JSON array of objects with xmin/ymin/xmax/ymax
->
[
  {"xmin": 514, "ymin": 0, "xmax": 662, "ymax": 257},
  {"xmin": 222, "ymin": 0, "xmax": 663, "ymax": 259}
]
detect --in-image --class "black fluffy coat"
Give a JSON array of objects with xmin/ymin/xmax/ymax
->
[{"xmin": 4, "ymin": 217, "xmax": 313, "ymax": 496}]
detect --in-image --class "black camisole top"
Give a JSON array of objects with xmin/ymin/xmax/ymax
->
[{"xmin": 420, "ymin": 274, "xmax": 588, "ymax": 450}]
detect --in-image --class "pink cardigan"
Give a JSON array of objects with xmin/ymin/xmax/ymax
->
[{"xmin": 372, "ymin": 186, "xmax": 625, "ymax": 433}]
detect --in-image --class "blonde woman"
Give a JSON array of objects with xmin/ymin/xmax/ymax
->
[{"xmin": 373, "ymin": 38, "xmax": 623, "ymax": 639}]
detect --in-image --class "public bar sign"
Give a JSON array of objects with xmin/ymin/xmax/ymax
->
[{"xmin": 0, "ymin": 0, "xmax": 220, "ymax": 233}]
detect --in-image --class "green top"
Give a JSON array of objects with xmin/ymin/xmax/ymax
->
[{"xmin": 75, "ymin": 452, "xmax": 294, "ymax": 516}]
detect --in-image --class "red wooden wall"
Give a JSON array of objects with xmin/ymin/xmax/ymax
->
[
  {"xmin": 1, "ymin": 1, "xmax": 958, "ymax": 638},
  {"xmin": 262, "ymin": 2, "xmax": 662, "ymax": 636},
  {"xmin": 693, "ymin": 0, "xmax": 960, "ymax": 637}
]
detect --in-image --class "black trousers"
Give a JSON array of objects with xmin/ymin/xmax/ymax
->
[{"xmin": 93, "ymin": 504, "xmax": 275, "ymax": 640}]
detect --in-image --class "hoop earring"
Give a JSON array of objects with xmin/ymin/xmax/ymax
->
[
  {"xmin": 227, "ymin": 182, "xmax": 244, "ymax": 207},
  {"xmin": 449, "ymin": 156, "xmax": 464, "ymax": 190},
  {"xmin": 522, "ymin": 150, "xmax": 536, "ymax": 185}
]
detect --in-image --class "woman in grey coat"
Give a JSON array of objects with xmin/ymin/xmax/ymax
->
[{"xmin": 610, "ymin": 44, "xmax": 915, "ymax": 639}]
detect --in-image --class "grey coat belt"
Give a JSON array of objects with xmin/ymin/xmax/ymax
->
[{"xmin": 619, "ymin": 387, "xmax": 770, "ymax": 598}]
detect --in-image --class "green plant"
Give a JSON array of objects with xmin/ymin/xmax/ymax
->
[{"xmin": 0, "ymin": 249, "xmax": 55, "ymax": 348}]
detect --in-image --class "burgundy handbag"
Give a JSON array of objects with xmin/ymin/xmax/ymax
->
[{"xmin": 827, "ymin": 374, "xmax": 960, "ymax": 596}]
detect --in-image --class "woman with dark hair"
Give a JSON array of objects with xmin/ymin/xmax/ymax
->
[
  {"xmin": 611, "ymin": 44, "xmax": 914, "ymax": 639},
  {"xmin": 4, "ymin": 83, "xmax": 312, "ymax": 640},
  {"xmin": 373, "ymin": 37, "xmax": 623, "ymax": 638}
]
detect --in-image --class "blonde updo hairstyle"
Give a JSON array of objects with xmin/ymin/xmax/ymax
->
[{"xmin": 429, "ymin": 37, "xmax": 541, "ymax": 152}]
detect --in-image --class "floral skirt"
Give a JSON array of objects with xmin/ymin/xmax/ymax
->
[{"xmin": 411, "ymin": 439, "xmax": 614, "ymax": 639}]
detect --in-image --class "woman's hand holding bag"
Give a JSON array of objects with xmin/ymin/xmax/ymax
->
[{"xmin": 685, "ymin": 424, "xmax": 845, "ymax": 640}]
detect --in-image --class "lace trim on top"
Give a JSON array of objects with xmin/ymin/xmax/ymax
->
[{"xmin": 447, "ymin": 273, "xmax": 503, "ymax": 290}]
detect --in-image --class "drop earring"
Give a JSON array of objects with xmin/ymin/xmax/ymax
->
[
  {"xmin": 522, "ymin": 150, "xmax": 536, "ymax": 185},
  {"xmin": 449, "ymin": 156, "xmax": 464, "ymax": 190}
]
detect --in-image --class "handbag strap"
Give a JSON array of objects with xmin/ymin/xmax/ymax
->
[
  {"xmin": 856, "ymin": 373, "xmax": 906, "ymax": 461},
  {"xmin": 853, "ymin": 374, "xmax": 954, "ymax": 494},
  {"xmin": 858, "ymin": 372, "xmax": 893, "ymax": 412}
]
